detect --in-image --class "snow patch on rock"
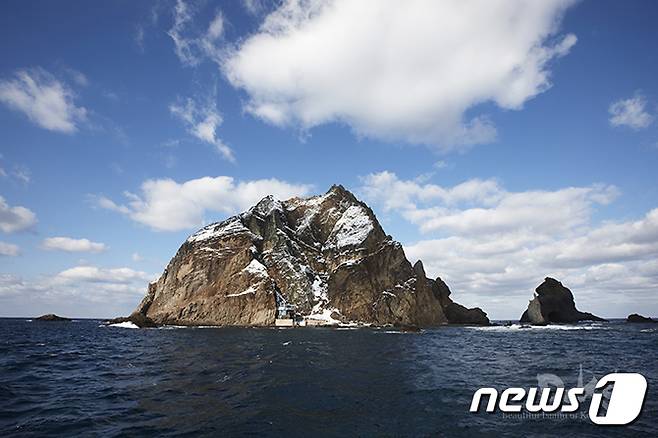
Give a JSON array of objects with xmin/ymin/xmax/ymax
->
[
  {"xmin": 187, "ymin": 217, "xmax": 251, "ymax": 243},
  {"xmin": 242, "ymin": 259, "xmax": 269, "ymax": 277},
  {"xmin": 307, "ymin": 307, "xmax": 342, "ymax": 325},
  {"xmin": 286, "ymin": 193, "xmax": 329, "ymax": 233},
  {"xmin": 311, "ymin": 275, "xmax": 327, "ymax": 302},
  {"xmin": 227, "ymin": 285, "xmax": 257, "ymax": 297},
  {"xmin": 326, "ymin": 205, "xmax": 373, "ymax": 249},
  {"xmin": 252, "ymin": 195, "xmax": 283, "ymax": 217}
]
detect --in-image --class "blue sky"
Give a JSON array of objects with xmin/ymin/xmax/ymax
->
[{"xmin": 1, "ymin": 0, "xmax": 657, "ymax": 319}]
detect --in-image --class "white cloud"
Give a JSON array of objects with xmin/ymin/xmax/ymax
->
[
  {"xmin": 11, "ymin": 166, "xmax": 31, "ymax": 185},
  {"xmin": 0, "ymin": 68, "xmax": 87, "ymax": 133},
  {"xmin": 222, "ymin": 0, "xmax": 577, "ymax": 150},
  {"xmin": 609, "ymin": 94, "xmax": 653, "ymax": 129},
  {"xmin": 0, "ymin": 196, "xmax": 37, "ymax": 233},
  {"xmin": 0, "ymin": 266, "xmax": 156, "ymax": 318},
  {"xmin": 94, "ymin": 196, "xmax": 130, "ymax": 215},
  {"xmin": 168, "ymin": 0, "xmax": 225, "ymax": 66},
  {"xmin": 131, "ymin": 252, "xmax": 143, "ymax": 262},
  {"xmin": 242, "ymin": 0, "xmax": 266, "ymax": 16},
  {"xmin": 0, "ymin": 274, "xmax": 39, "ymax": 300},
  {"xmin": 169, "ymin": 0, "xmax": 199, "ymax": 65},
  {"xmin": 135, "ymin": 25, "xmax": 146, "ymax": 52},
  {"xmin": 544, "ymin": 209, "xmax": 658, "ymax": 268},
  {"xmin": 170, "ymin": 96, "xmax": 235, "ymax": 161},
  {"xmin": 405, "ymin": 186, "xmax": 618, "ymax": 235},
  {"xmin": 65, "ymin": 68, "xmax": 89, "ymax": 87},
  {"xmin": 360, "ymin": 172, "xmax": 658, "ymax": 319},
  {"xmin": 0, "ymin": 241, "xmax": 19, "ymax": 257},
  {"xmin": 0, "ymin": 158, "xmax": 30, "ymax": 185},
  {"xmin": 96, "ymin": 175, "xmax": 312, "ymax": 231},
  {"xmin": 359, "ymin": 170, "xmax": 504, "ymax": 212},
  {"xmin": 206, "ymin": 12, "xmax": 225, "ymax": 41},
  {"xmin": 361, "ymin": 171, "xmax": 618, "ymax": 235},
  {"xmin": 53, "ymin": 266, "xmax": 151, "ymax": 285},
  {"xmin": 41, "ymin": 237, "xmax": 107, "ymax": 253}
]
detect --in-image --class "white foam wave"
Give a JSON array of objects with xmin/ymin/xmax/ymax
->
[
  {"xmin": 468, "ymin": 323, "xmax": 606, "ymax": 331},
  {"xmin": 108, "ymin": 322, "xmax": 140, "ymax": 329}
]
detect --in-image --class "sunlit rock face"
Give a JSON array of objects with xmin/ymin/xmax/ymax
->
[{"xmin": 129, "ymin": 185, "xmax": 488, "ymax": 327}]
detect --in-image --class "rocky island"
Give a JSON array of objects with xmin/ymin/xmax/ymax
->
[
  {"xmin": 36, "ymin": 314, "xmax": 71, "ymax": 322},
  {"xmin": 115, "ymin": 185, "xmax": 489, "ymax": 328},
  {"xmin": 627, "ymin": 314, "xmax": 656, "ymax": 323},
  {"xmin": 520, "ymin": 277, "xmax": 605, "ymax": 325}
]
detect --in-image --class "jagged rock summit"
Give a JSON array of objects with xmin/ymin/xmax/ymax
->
[
  {"xmin": 520, "ymin": 277, "xmax": 605, "ymax": 325},
  {"xmin": 122, "ymin": 185, "xmax": 489, "ymax": 328}
]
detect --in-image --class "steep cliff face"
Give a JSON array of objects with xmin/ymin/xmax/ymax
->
[
  {"xmin": 413, "ymin": 262, "xmax": 489, "ymax": 325},
  {"xmin": 520, "ymin": 277, "xmax": 605, "ymax": 324},
  {"xmin": 127, "ymin": 185, "xmax": 488, "ymax": 327}
]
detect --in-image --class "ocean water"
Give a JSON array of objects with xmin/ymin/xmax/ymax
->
[{"xmin": 0, "ymin": 319, "xmax": 656, "ymax": 437}]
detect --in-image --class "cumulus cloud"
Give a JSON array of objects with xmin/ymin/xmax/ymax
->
[
  {"xmin": 0, "ymin": 241, "xmax": 19, "ymax": 257},
  {"xmin": 96, "ymin": 175, "xmax": 312, "ymax": 231},
  {"xmin": 544, "ymin": 209, "xmax": 658, "ymax": 267},
  {"xmin": 361, "ymin": 171, "xmax": 618, "ymax": 235},
  {"xmin": 222, "ymin": 0, "xmax": 577, "ymax": 150},
  {"xmin": 0, "ymin": 266, "xmax": 156, "ymax": 318},
  {"xmin": 360, "ymin": 172, "xmax": 658, "ymax": 319},
  {"xmin": 170, "ymin": 95, "xmax": 235, "ymax": 161},
  {"xmin": 403, "ymin": 185, "xmax": 618, "ymax": 235},
  {"xmin": 0, "ymin": 196, "xmax": 37, "ymax": 233},
  {"xmin": 41, "ymin": 237, "xmax": 107, "ymax": 253},
  {"xmin": 608, "ymin": 94, "xmax": 653, "ymax": 129},
  {"xmin": 0, "ymin": 68, "xmax": 87, "ymax": 133},
  {"xmin": 53, "ymin": 266, "xmax": 151, "ymax": 285},
  {"xmin": 0, "ymin": 274, "xmax": 39, "ymax": 300},
  {"xmin": 360, "ymin": 171, "xmax": 504, "ymax": 212},
  {"xmin": 168, "ymin": 0, "xmax": 226, "ymax": 66}
]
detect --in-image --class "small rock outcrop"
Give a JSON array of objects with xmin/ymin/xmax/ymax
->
[
  {"xmin": 107, "ymin": 313, "xmax": 157, "ymax": 328},
  {"xmin": 627, "ymin": 314, "xmax": 656, "ymax": 323},
  {"xmin": 35, "ymin": 314, "xmax": 71, "ymax": 322},
  {"xmin": 121, "ymin": 185, "xmax": 489, "ymax": 327},
  {"xmin": 426, "ymin": 273, "xmax": 489, "ymax": 325},
  {"xmin": 520, "ymin": 277, "xmax": 605, "ymax": 324}
]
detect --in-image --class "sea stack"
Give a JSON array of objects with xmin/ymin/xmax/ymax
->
[
  {"xmin": 520, "ymin": 277, "xmax": 605, "ymax": 325},
  {"xmin": 426, "ymin": 272, "xmax": 489, "ymax": 325},
  {"xmin": 118, "ymin": 185, "xmax": 488, "ymax": 328}
]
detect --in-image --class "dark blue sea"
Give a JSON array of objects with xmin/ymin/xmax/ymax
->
[{"xmin": 0, "ymin": 318, "xmax": 656, "ymax": 437}]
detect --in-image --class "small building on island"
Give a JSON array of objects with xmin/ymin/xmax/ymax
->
[{"xmin": 275, "ymin": 303, "xmax": 297, "ymax": 327}]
